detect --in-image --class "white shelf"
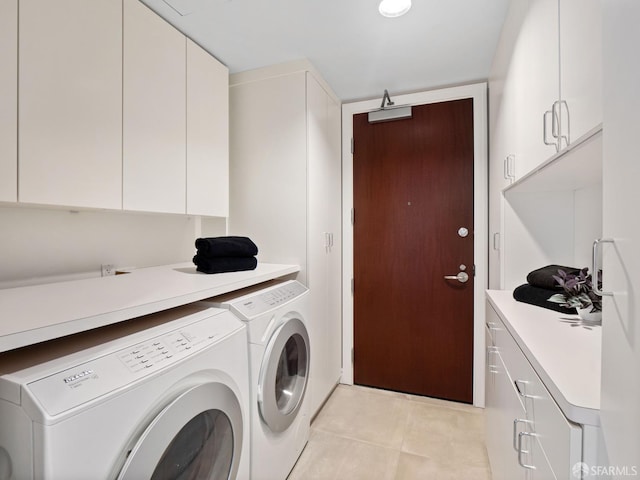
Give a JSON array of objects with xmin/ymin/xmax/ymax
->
[
  {"xmin": 504, "ymin": 125, "xmax": 602, "ymax": 195},
  {"xmin": 487, "ymin": 289, "xmax": 601, "ymax": 426},
  {"xmin": 0, "ymin": 262, "xmax": 299, "ymax": 352}
]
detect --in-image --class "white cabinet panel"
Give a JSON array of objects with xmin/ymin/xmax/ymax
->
[
  {"xmin": 488, "ymin": 0, "xmax": 528, "ymax": 288},
  {"xmin": 486, "ymin": 302, "xmax": 584, "ymax": 480},
  {"xmin": 19, "ymin": 0, "xmax": 122, "ymax": 209},
  {"xmin": 559, "ymin": 0, "xmax": 602, "ymax": 145},
  {"xmin": 186, "ymin": 39, "xmax": 229, "ymax": 217},
  {"xmin": 306, "ymin": 73, "xmax": 342, "ymax": 416},
  {"xmin": 518, "ymin": 0, "xmax": 561, "ymax": 177},
  {"xmin": 123, "ymin": 0, "xmax": 186, "ymax": 214},
  {"xmin": 0, "ymin": 0, "xmax": 17, "ymax": 202},
  {"xmin": 600, "ymin": 0, "xmax": 640, "ymax": 470}
]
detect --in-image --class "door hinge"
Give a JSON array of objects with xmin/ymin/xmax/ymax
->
[
  {"xmin": 351, "ymin": 347, "xmax": 354, "ymax": 365},
  {"xmin": 351, "ymin": 208, "xmax": 355, "ymax": 225},
  {"xmin": 351, "ymin": 137, "xmax": 354, "ymax": 154},
  {"xmin": 351, "ymin": 278, "xmax": 354, "ymax": 294}
]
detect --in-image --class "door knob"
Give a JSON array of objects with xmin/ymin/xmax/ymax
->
[{"xmin": 444, "ymin": 272, "xmax": 469, "ymax": 283}]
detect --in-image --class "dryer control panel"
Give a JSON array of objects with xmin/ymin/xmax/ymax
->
[{"xmin": 230, "ymin": 281, "xmax": 308, "ymax": 319}]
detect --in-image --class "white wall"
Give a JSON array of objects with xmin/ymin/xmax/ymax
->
[
  {"xmin": 0, "ymin": 205, "xmax": 226, "ymax": 288},
  {"xmin": 502, "ymin": 182, "xmax": 603, "ymax": 290}
]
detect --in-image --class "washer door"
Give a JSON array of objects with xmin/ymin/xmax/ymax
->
[
  {"xmin": 117, "ymin": 382, "xmax": 243, "ymax": 480},
  {"xmin": 258, "ymin": 316, "xmax": 310, "ymax": 433}
]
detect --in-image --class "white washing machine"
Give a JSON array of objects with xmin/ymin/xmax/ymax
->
[
  {"xmin": 0, "ymin": 304, "xmax": 250, "ymax": 480},
  {"xmin": 200, "ymin": 280, "xmax": 310, "ymax": 480}
]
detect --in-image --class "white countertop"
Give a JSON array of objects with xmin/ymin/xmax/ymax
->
[
  {"xmin": 486, "ymin": 290, "xmax": 601, "ymax": 426},
  {"xmin": 0, "ymin": 262, "xmax": 299, "ymax": 353}
]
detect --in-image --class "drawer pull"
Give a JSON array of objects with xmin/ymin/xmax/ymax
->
[
  {"xmin": 517, "ymin": 431, "xmax": 539, "ymax": 470},
  {"xmin": 513, "ymin": 418, "xmax": 533, "ymax": 451},
  {"xmin": 514, "ymin": 379, "xmax": 535, "ymax": 399}
]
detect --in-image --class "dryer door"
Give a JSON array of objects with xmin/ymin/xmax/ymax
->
[
  {"xmin": 116, "ymin": 382, "xmax": 243, "ymax": 480},
  {"xmin": 258, "ymin": 316, "xmax": 310, "ymax": 433}
]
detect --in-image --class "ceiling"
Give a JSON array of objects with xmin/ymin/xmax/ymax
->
[{"xmin": 140, "ymin": 0, "xmax": 509, "ymax": 102}]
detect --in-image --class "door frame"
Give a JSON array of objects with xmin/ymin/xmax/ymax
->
[{"xmin": 341, "ymin": 83, "xmax": 488, "ymax": 407}]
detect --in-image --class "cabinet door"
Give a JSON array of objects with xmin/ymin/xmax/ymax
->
[
  {"xmin": 123, "ymin": 0, "xmax": 186, "ymax": 214},
  {"xmin": 488, "ymin": 0, "xmax": 528, "ymax": 288},
  {"xmin": 306, "ymin": 73, "xmax": 333, "ymax": 416},
  {"xmin": 518, "ymin": 0, "xmax": 561, "ymax": 176},
  {"xmin": 600, "ymin": 0, "xmax": 640, "ymax": 470},
  {"xmin": 326, "ymin": 93, "xmax": 343, "ymax": 395},
  {"xmin": 559, "ymin": 0, "xmax": 602, "ymax": 144},
  {"xmin": 0, "ymin": 0, "xmax": 17, "ymax": 202},
  {"xmin": 19, "ymin": 0, "xmax": 122, "ymax": 209},
  {"xmin": 186, "ymin": 39, "xmax": 229, "ymax": 217}
]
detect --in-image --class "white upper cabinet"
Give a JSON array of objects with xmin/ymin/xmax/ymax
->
[
  {"xmin": 186, "ymin": 39, "xmax": 229, "ymax": 217},
  {"xmin": 0, "ymin": 0, "xmax": 17, "ymax": 203},
  {"xmin": 18, "ymin": 0, "xmax": 123, "ymax": 209},
  {"xmin": 500, "ymin": 0, "xmax": 603, "ymax": 181},
  {"xmin": 517, "ymin": 0, "xmax": 561, "ymax": 177},
  {"xmin": 559, "ymin": 0, "xmax": 602, "ymax": 145},
  {"xmin": 123, "ymin": 0, "xmax": 186, "ymax": 214}
]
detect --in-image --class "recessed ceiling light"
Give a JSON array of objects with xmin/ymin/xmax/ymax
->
[{"xmin": 378, "ymin": 0, "xmax": 412, "ymax": 18}]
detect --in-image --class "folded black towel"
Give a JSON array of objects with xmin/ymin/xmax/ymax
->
[
  {"xmin": 526, "ymin": 264, "xmax": 581, "ymax": 290},
  {"xmin": 513, "ymin": 284, "xmax": 577, "ymax": 315},
  {"xmin": 195, "ymin": 236, "xmax": 258, "ymax": 258},
  {"xmin": 193, "ymin": 255, "xmax": 258, "ymax": 274}
]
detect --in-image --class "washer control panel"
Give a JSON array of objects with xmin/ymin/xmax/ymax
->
[
  {"xmin": 231, "ymin": 281, "xmax": 308, "ymax": 318},
  {"xmin": 25, "ymin": 310, "xmax": 241, "ymax": 418}
]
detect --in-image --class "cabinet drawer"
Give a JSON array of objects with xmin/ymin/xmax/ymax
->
[{"xmin": 489, "ymin": 305, "xmax": 582, "ymax": 479}]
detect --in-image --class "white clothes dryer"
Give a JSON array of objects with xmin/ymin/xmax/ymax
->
[
  {"xmin": 200, "ymin": 280, "xmax": 310, "ymax": 480},
  {"xmin": 0, "ymin": 304, "xmax": 250, "ymax": 480}
]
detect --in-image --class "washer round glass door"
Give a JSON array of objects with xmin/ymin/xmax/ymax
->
[
  {"xmin": 258, "ymin": 316, "xmax": 310, "ymax": 433},
  {"xmin": 117, "ymin": 382, "xmax": 243, "ymax": 480}
]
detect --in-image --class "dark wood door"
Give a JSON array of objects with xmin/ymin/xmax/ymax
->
[{"xmin": 353, "ymin": 98, "xmax": 475, "ymax": 403}]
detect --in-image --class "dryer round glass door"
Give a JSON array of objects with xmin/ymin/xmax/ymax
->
[
  {"xmin": 116, "ymin": 382, "xmax": 244, "ymax": 480},
  {"xmin": 258, "ymin": 316, "xmax": 309, "ymax": 433}
]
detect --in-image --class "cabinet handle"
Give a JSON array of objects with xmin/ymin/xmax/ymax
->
[
  {"xmin": 512, "ymin": 418, "xmax": 533, "ymax": 451},
  {"xmin": 486, "ymin": 346, "xmax": 498, "ymax": 369},
  {"xmin": 514, "ymin": 379, "xmax": 535, "ymax": 399},
  {"xmin": 504, "ymin": 154, "xmax": 515, "ymax": 183},
  {"xmin": 592, "ymin": 238, "xmax": 614, "ymax": 296},
  {"xmin": 559, "ymin": 100, "xmax": 570, "ymax": 147},
  {"xmin": 543, "ymin": 109, "xmax": 559, "ymax": 151},
  {"xmin": 517, "ymin": 431, "xmax": 539, "ymax": 470}
]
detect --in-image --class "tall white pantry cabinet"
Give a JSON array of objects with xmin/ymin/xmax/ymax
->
[
  {"xmin": 599, "ymin": 0, "xmax": 640, "ymax": 471},
  {"xmin": 229, "ymin": 62, "xmax": 342, "ymax": 417}
]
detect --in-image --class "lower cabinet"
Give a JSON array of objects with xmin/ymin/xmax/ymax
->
[{"xmin": 486, "ymin": 302, "xmax": 582, "ymax": 479}]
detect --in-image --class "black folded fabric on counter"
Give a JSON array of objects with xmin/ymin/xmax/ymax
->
[
  {"xmin": 526, "ymin": 264, "xmax": 581, "ymax": 290},
  {"xmin": 193, "ymin": 255, "xmax": 258, "ymax": 274},
  {"xmin": 513, "ymin": 284, "xmax": 577, "ymax": 315},
  {"xmin": 195, "ymin": 236, "xmax": 258, "ymax": 258}
]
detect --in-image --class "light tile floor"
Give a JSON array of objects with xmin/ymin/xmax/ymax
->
[{"xmin": 288, "ymin": 384, "xmax": 492, "ymax": 480}]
